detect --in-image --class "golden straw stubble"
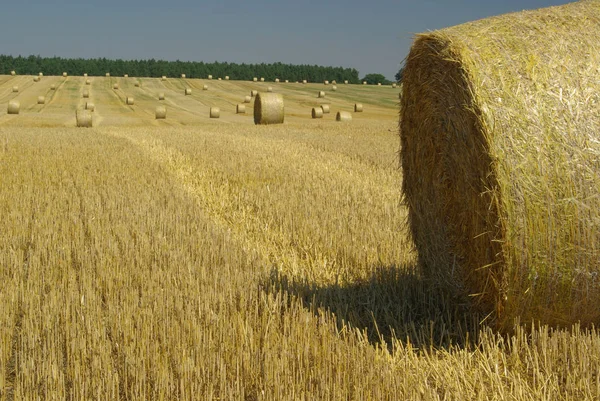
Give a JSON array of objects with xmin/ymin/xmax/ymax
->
[{"xmin": 254, "ymin": 92, "xmax": 284, "ymax": 125}]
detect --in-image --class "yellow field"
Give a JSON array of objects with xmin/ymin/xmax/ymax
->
[{"xmin": 0, "ymin": 75, "xmax": 598, "ymax": 400}]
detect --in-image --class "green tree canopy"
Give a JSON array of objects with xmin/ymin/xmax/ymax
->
[{"xmin": 361, "ymin": 73, "xmax": 389, "ymax": 85}]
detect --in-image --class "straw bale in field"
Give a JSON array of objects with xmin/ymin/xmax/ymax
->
[
  {"xmin": 155, "ymin": 106, "xmax": 166, "ymax": 119},
  {"xmin": 251, "ymin": 90, "xmax": 258, "ymax": 97},
  {"xmin": 320, "ymin": 104, "xmax": 330, "ymax": 114},
  {"xmin": 210, "ymin": 107, "xmax": 220, "ymax": 118},
  {"xmin": 275, "ymin": 78, "xmax": 280, "ymax": 83},
  {"xmin": 253, "ymin": 77, "xmax": 258, "ymax": 82},
  {"xmin": 38, "ymin": 72, "xmax": 43, "ymax": 77},
  {"xmin": 203, "ymin": 85, "xmax": 208, "ymax": 90},
  {"xmin": 158, "ymin": 93, "xmax": 165, "ymax": 100},
  {"xmin": 285, "ymin": 80, "xmax": 289, "ymax": 83},
  {"xmin": 82, "ymin": 90, "xmax": 89, "ymax": 98},
  {"xmin": 311, "ymin": 107, "xmax": 323, "ymax": 119},
  {"xmin": 244, "ymin": 95, "xmax": 251, "ymax": 103},
  {"xmin": 254, "ymin": 92, "xmax": 284, "ymax": 125},
  {"xmin": 106, "ymin": 73, "xmax": 110, "ymax": 77},
  {"xmin": 236, "ymin": 104, "xmax": 246, "ymax": 114},
  {"xmin": 62, "ymin": 72, "xmax": 67, "ymax": 77},
  {"xmin": 76, "ymin": 109, "xmax": 92, "ymax": 127},
  {"xmin": 50, "ymin": 84, "xmax": 56, "ymax": 90},
  {"xmin": 113, "ymin": 83, "xmax": 119, "ymax": 90},
  {"xmin": 33, "ymin": 76, "xmax": 40, "ymax": 82},
  {"xmin": 400, "ymin": 0, "xmax": 600, "ymax": 329},
  {"xmin": 260, "ymin": 77, "xmax": 265, "ymax": 82},
  {"xmin": 181, "ymin": 74, "xmax": 186, "ymax": 78},
  {"xmin": 134, "ymin": 82, "xmax": 140, "ymax": 87},
  {"xmin": 208, "ymin": 75, "xmax": 213, "ymax": 79},
  {"xmin": 84, "ymin": 73, "xmax": 88, "ymax": 77},
  {"xmin": 12, "ymin": 86, "xmax": 18, "ymax": 93},
  {"xmin": 336, "ymin": 111, "xmax": 351, "ymax": 122},
  {"xmin": 126, "ymin": 96, "xmax": 134, "ymax": 105},
  {"xmin": 392, "ymin": 83, "xmax": 397, "ymax": 88},
  {"xmin": 85, "ymin": 102, "xmax": 95, "ymax": 112},
  {"xmin": 332, "ymin": 80, "xmax": 336, "ymax": 84},
  {"xmin": 344, "ymin": 80, "xmax": 348, "ymax": 84},
  {"xmin": 225, "ymin": 76, "xmax": 229, "ymax": 80},
  {"xmin": 86, "ymin": 79, "xmax": 91, "ymax": 85},
  {"xmin": 7, "ymin": 100, "xmax": 19, "ymax": 114},
  {"xmin": 318, "ymin": 91, "xmax": 325, "ymax": 98},
  {"xmin": 124, "ymin": 74, "xmax": 128, "ymax": 78},
  {"xmin": 302, "ymin": 80, "xmax": 307, "ymax": 84},
  {"xmin": 162, "ymin": 76, "xmax": 167, "ymax": 81},
  {"xmin": 362, "ymin": 81, "xmax": 367, "ymax": 85},
  {"xmin": 354, "ymin": 103, "xmax": 363, "ymax": 112},
  {"xmin": 324, "ymin": 80, "xmax": 329, "ymax": 85},
  {"xmin": 10, "ymin": 70, "xmax": 15, "ymax": 76},
  {"xmin": 332, "ymin": 85, "xmax": 337, "ymax": 91},
  {"xmin": 267, "ymin": 86, "xmax": 273, "ymax": 92},
  {"xmin": 185, "ymin": 88, "xmax": 192, "ymax": 95},
  {"xmin": 37, "ymin": 96, "xmax": 45, "ymax": 104}
]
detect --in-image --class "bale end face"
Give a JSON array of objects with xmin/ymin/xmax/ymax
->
[
  {"xmin": 82, "ymin": 90, "xmax": 90, "ymax": 98},
  {"xmin": 275, "ymin": 78, "xmax": 280, "ymax": 83},
  {"xmin": 344, "ymin": 80, "xmax": 348, "ymax": 84},
  {"xmin": 124, "ymin": 74, "xmax": 129, "ymax": 78},
  {"xmin": 332, "ymin": 85, "xmax": 337, "ymax": 91},
  {"xmin": 181, "ymin": 74, "xmax": 186, "ymax": 78},
  {"xmin": 311, "ymin": 107, "xmax": 323, "ymax": 119},
  {"xmin": 7, "ymin": 100, "xmax": 20, "ymax": 115},
  {"xmin": 83, "ymin": 73, "xmax": 88, "ymax": 77},
  {"xmin": 76, "ymin": 109, "xmax": 92, "ymax": 127},
  {"xmin": 62, "ymin": 72, "xmax": 67, "ymax": 77},
  {"xmin": 86, "ymin": 79, "xmax": 91, "ymax": 85},
  {"xmin": 250, "ymin": 90, "xmax": 258, "ymax": 97},
  {"xmin": 134, "ymin": 82, "xmax": 140, "ymax": 87},
  {"xmin": 225, "ymin": 76, "xmax": 230, "ymax": 80},
  {"xmin": 155, "ymin": 106, "xmax": 167, "ymax": 119},
  {"xmin": 260, "ymin": 77, "xmax": 265, "ymax": 82},
  {"xmin": 161, "ymin": 76, "xmax": 167, "ymax": 81},
  {"xmin": 254, "ymin": 92, "xmax": 284, "ymax": 125},
  {"xmin": 336, "ymin": 111, "xmax": 352, "ymax": 122},
  {"xmin": 106, "ymin": 73, "xmax": 110, "ymax": 77},
  {"xmin": 208, "ymin": 75, "xmax": 213, "ymax": 79},
  {"xmin": 210, "ymin": 107, "xmax": 220, "ymax": 118},
  {"xmin": 253, "ymin": 77, "xmax": 258, "ymax": 82},
  {"xmin": 50, "ymin": 84, "xmax": 56, "ymax": 90}
]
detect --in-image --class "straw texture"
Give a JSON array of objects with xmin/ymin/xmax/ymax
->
[
  {"xmin": 155, "ymin": 106, "xmax": 167, "ymax": 119},
  {"xmin": 311, "ymin": 107, "xmax": 323, "ymax": 119},
  {"xmin": 236, "ymin": 104, "xmax": 246, "ymax": 114},
  {"xmin": 254, "ymin": 92, "xmax": 284, "ymax": 125},
  {"xmin": 210, "ymin": 107, "xmax": 220, "ymax": 118},
  {"xmin": 76, "ymin": 109, "xmax": 92, "ymax": 127},
  {"xmin": 336, "ymin": 111, "xmax": 351, "ymax": 122},
  {"xmin": 7, "ymin": 100, "xmax": 19, "ymax": 114}
]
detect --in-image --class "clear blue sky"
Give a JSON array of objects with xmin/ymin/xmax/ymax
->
[{"xmin": 0, "ymin": 0, "xmax": 571, "ymax": 80}]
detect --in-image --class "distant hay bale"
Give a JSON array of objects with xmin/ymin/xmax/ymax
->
[
  {"xmin": 324, "ymin": 80, "xmax": 329, "ymax": 85},
  {"xmin": 37, "ymin": 96, "xmax": 45, "ymax": 104},
  {"xmin": 302, "ymin": 80, "xmax": 307, "ymax": 84},
  {"xmin": 318, "ymin": 91, "xmax": 325, "ymax": 98},
  {"xmin": 181, "ymin": 74, "xmax": 186, "ymax": 78},
  {"xmin": 362, "ymin": 81, "xmax": 367, "ymax": 85},
  {"xmin": 86, "ymin": 79, "xmax": 91, "ymax": 85},
  {"xmin": 124, "ymin": 74, "xmax": 128, "ymax": 78},
  {"xmin": 392, "ymin": 83, "xmax": 397, "ymax": 88},
  {"xmin": 254, "ymin": 92, "xmax": 284, "ymax": 125},
  {"xmin": 162, "ymin": 76, "xmax": 167, "ymax": 81},
  {"xmin": 250, "ymin": 90, "xmax": 258, "ymax": 97},
  {"xmin": 344, "ymin": 80, "xmax": 348, "ymax": 84},
  {"xmin": 62, "ymin": 72, "xmax": 67, "ymax": 77},
  {"xmin": 218, "ymin": 77, "xmax": 222, "ymax": 81},
  {"xmin": 155, "ymin": 105, "xmax": 167, "ymax": 119},
  {"xmin": 185, "ymin": 88, "xmax": 192, "ymax": 95},
  {"xmin": 85, "ymin": 102, "xmax": 95, "ymax": 112},
  {"xmin": 50, "ymin": 84, "xmax": 56, "ymax": 90},
  {"xmin": 400, "ymin": 0, "xmax": 600, "ymax": 329},
  {"xmin": 203, "ymin": 85, "xmax": 208, "ymax": 90},
  {"xmin": 336, "ymin": 111, "xmax": 351, "ymax": 122},
  {"xmin": 106, "ymin": 73, "xmax": 110, "ymax": 77},
  {"xmin": 33, "ymin": 76, "xmax": 40, "ymax": 82},
  {"xmin": 378, "ymin": 82, "xmax": 382, "ymax": 86},
  {"xmin": 208, "ymin": 75, "xmax": 213, "ymax": 79},
  {"xmin": 267, "ymin": 86, "xmax": 273, "ymax": 92},
  {"xmin": 244, "ymin": 95, "xmax": 251, "ymax": 103},
  {"xmin": 225, "ymin": 76, "xmax": 229, "ymax": 80},
  {"xmin": 275, "ymin": 78, "xmax": 280, "ymax": 83},
  {"xmin": 126, "ymin": 96, "xmax": 134, "ymax": 105},
  {"xmin": 84, "ymin": 73, "xmax": 88, "ymax": 77},
  {"xmin": 76, "ymin": 108, "xmax": 92, "ymax": 127},
  {"xmin": 38, "ymin": 72, "xmax": 43, "ymax": 77},
  {"xmin": 285, "ymin": 80, "xmax": 289, "ymax": 83},
  {"xmin": 82, "ymin": 90, "xmax": 89, "ymax": 98},
  {"xmin": 260, "ymin": 77, "xmax": 265, "ymax": 82},
  {"xmin": 113, "ymin": 83, "xmax": 119, "ymax": 90},
  {"xmin": 354, "ymin": 103, "xmax": 363, "ymax": 112},
  {"xmin": 134, "ymin": 82, "xmax": 140, "ymax": 87},
  {"xmin": 332, "ymin": 85, "xmax": 337, "ymax": 91},
  {"xmin": 320, "ymin": 104, "xmax": 330, "ymax": 114},
  {"xmin": 210, "ymin": 107, "xmax": 220, "ymax": 118},
  {"xmin": 311, "ymin": 107, "xmax": 323, "ymax": 119},
  {"xmin": 332, "ymin": 80, "xmax": 336, "ymax": 84},
  {"xmin": 12, "ymin": 86, "xmax": 18, "ymax": 92},
  {"xmin": 253, "ymin": 77, "xmax": 258, "ymax": 82},
  {"xmin": 158, "ymin": 92, "xmax": 165, "ymax": 100},
  {"xmin": 10, "ymin": 70, "xmax": 15, "ymax": 76},
  {"xmin": 7, "ymin": 100, "xmax": 20, "ymax": 114},
  {"xmin": 236, "ymin": 104, "xmax": 246, "ymax": 114}
]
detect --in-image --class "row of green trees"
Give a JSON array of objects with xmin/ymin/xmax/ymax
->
[{"xmin": 0, "ymin": 55, "xmax": 362, "ymax": 83}]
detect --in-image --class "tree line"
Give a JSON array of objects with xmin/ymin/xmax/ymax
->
[{"xmin": 0, "ymin": 54, "xmax": 361, "ymax": 83}]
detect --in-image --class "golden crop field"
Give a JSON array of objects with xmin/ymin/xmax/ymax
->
[{"xmin": 1, "ymin": 75, "xmax": 598, "ymax": 400}]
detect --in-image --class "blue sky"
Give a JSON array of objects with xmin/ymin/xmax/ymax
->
[{"xmin": 0, "ymin": 0, "xmax": 570, "ymax": 80}]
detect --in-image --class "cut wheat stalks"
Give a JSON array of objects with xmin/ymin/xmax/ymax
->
[
  {"xmin": 126, "ymin": 96, "xmax": 134, "ymax": 105},
  {"xmin": 401, "ymin": 0, "xmax": 600, "ymax": 329},
  {"xmin": 85, "ymin": 102, "xmax": 95, "ymax": 112},
  {"xmin": 254, "ymin": 92, "xmax": 284, "ymax": 125},
  {"xmin": 236, "ymin": 104, "xmax": 246, "ymax": 114},
  {"xmin": 318, "ymin": 91, "xmax": 326, "ymax": 98},
  {"xmin": 311, "ymin": 107, "xmax": 323, "ymax": 119},
  {"xmin": 155, "ymin": 105, "xmax": 166, "ymax": 119},
  {"xmin": 37, "ymin": 96, "xmax": 45, "ymax": 104},
  {"xmin": 210, "ymin": 107, "xmax": 220, "ymax": 118},
  {"xmin": 12, "ymin": 86, "xmax": 18, "ymax": 93},
  {"xmin": 76, "ymin": 108, "xmax": 92, "ymax": 127},
  {"xmin": 320, "ymin": 104, "xmax": 330, "ymax": 114},
  {"xmin": 158, "ymin": 93, "xmax": 165, "ymax": 100},
  {"xmin": 354, "ymin": 103, "xmax": 363, "ymax": 112},
  {"xmin": 7, "ymin": 100, "xmax": 20, "ymax": 114},
  {"xmin": 336, "ymin": 111, "xmax": 351, "ymax": 121}
]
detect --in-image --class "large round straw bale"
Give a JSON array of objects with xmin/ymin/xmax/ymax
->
[
  {"xmin": 7, "ymin": 100, "xmax": 20, "ymax": 114},
  {"xmin": 324, "ymin": 80, "xmax": 329, "ymax": 85},
  {"xmin": 250, "ymin": 90, "xmax": 258, "ymax": 97},
  {"xmin": 236, "ymin": 104, "xmax": 246, "ymax": 114},
  {"xmin": 332, "ymin": 80, "xmax": 337, "ymax": 85},
  {"xmin": 218, "ymin": 77, "xmax": 222, "ymax": 81},
  {"xmin": 400, "ymin": 0, "xmax": 600, "ymax": 329},
  {"xmin": 113, "ymin": 83, "xmax": 119, "ymax": 90},
  {"xmin": 82, "ymin": 90, "xmax": 89, "ymax": 98},
  {"xmin": 332, "ymin": 85, "xmax": 337, "ymax": 91},
  {"xmin": 12, "ymin": 86, "xmax": 18, "ymax": 93},
  {"xmin": 161, "ymin": 76, "xmax": 167, "ymax": 81},
  {"xmin": 124, "ymin": 74, "xmax": 128, "ymax": 78},
  {"xmin": 85, "ymin": 102, "xmax": 95, "ymax": 112},
  {"xmin": 62, "ymin": 72, "xmax": 67, "ymax": 77},
  {"xmin": 203, "ymin": 85, "xmax": 208, "ymax": 90},
  {"xmin": 210, "ymin": 107, "xmax": 220, "ymax": 118},
  {"xmin": 37, "ymin": 96, "xmax": 45, "ymax": 104},
  {"xmin": 392, "ymin": 83, "xmax": 397, "ymax": 88},
  {"xmin": 285, "ymin": 79, "xmax": 289, "ymax": 83},
  {"xmin": 260, "ymin": 77, "xmax": 265, "ymax": 82},
  {"xmin": 208, "ymin": 75, "xmax": 213, "ymax": 79},
  {"xmin": 302, "ymin": 80, "xmax": 307, "ymax": 84},
  {"xmin": 320, "ymin": 104, "xmax": 330, "ymax": 114},
  {"xmin": 311, "ymin": 107, "xmax": 323, "ymax": 119},
  {"xmin": 244, "ymin": 95, "xmax": 251, "ymax": 103},
  {"xmin": 158, "ymin": 92, "xmax": 165, "ymax": 100},
  {"xmin": 33, "ymin": 76, "xmax": 40, "ymax": 82},
  {"xmin": 86, "ymin": 79, "xmax": 91, "ymax": 85},
  {"xmin": 362, "ymin": 81, "xmax": 367, "ymax": 85},
  {"xmin": 134, "ymin": 82, "xmax": 140, "ymax": 87},
  {"xmin": 50, "ymin": 84, "xmax": 56, "ymax": 90},
  {"xmin": 336, "ymin": 111, "xmax": 351, "ymax": 122},
  {"xmin": 126, "ymin": 96, "xmax": 134, "ymax": 105},
  {"xmin": 344, "ymin": 80, "xmax": 348, "ymax": 84},
  {"xmin": 318, "ymin": 91, "xmax": 325, "ymax": 98},
  {"xmin": 254, "ymin": 92, "xmax": 284, "ymax": 125},
  {"xmin": 378, "ymin": 82, "xmax": 382, "ymax": 86},
  {"xmin": 84, "ymin": 73, "xmax": 88, "ymax": 77},
  {"xmin": 181, "ymin": 73, "xmax": 186, "ymax": 78},
  {"xmin": 155, "ymin": 105, "xmax": 166, "ymax": 119},
  {"xmin": 225, "ymin": 76, "xmax": 229, "ymax": 80},
  {"xmin": 354, "ymin": 103, "xmax": 363, "ymax": 112},
  {"xmin": 185, "ymin": 88, "xmax": 192, "ymax": 95},
  {"xmin": 38, "ymin": 72, "xmax": 43, "ymax": 77},
  {"xmin": 76, "ymin": 108, "xmax": 92, "ymax": 127},
  {"xmin": 10, "ymin": 70, "xmax": 15, "ymax": 76},
  {"xmin": 275, "ymin": 78, "xmax": 280, "ymax": 83},
  {"xmin": 106, "ymin": 73, "xmax": 110, "ymax": 77},
  {"xmin": 267, "ymin": 86, "xmax": 273, "ymax": 92},
  {"xmin": 253, "ymin": 77, "xmax": 258, "ymax": 82}
]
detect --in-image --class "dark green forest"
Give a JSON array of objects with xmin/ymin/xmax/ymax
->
[{"xmin": 0, "ymin": 55, "xmax": 361, "ymax": 83}]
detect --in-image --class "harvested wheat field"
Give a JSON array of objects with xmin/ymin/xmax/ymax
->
[{"xmin": 1, "ymin": 4, "xmax": 600, "ymax": 398}]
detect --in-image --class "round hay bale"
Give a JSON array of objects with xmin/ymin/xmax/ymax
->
[
  {"xmin": 324, "ymin": 80, "xmax": 329, "ymax": 85},
  {"xmin": 82, "ymin": 90, "xmax": 90, "ymax": 98},
  {"xmin": 254, "ymin": 92, "xmax": 284, "ymax": 125},
  {"xmin": 260, "ymin": 77, "xmax": 265, "ymax": 82},
  {"xmin": 318, "ymin": 91, "xmax": 326, "ymax": 98},
  {"xmin": 7, "ymin": 100, "xmax": 20, "ymax": 115},
  {"xmin": 84, "ymin": 73, "xmax": 88, "ymax": 77},
  {"xmin": 400, "ymin": 0, "xmax": 600, "ymax": 329},
  {"xmin": 378, "ymin": 82, "xmax": 382, "ymax": 86},
  {"xmin": 181, "ymin": 74, "xmax": 186, "ymax": 78},
  {"xmin": 354, "ymin": 103, "xmax": 363, "ymax": 112},
  {"xmin": 106, "ymin": 73, "xmax": 110, "ymax": 77},
  {"xmin": 158, "ymin": 92, "xmax": 165, "ymax": 100},
  {"xmin": 336, "ymin": 111, "xmax": 351, "ymax": 122},
  {"xmin": 320, "ymin": 104, "xmax": 330, "ymax": 114},
  {"xmin": 113, "ymin": 83, "xmax": 119, "ymax": 90},
  {"xmin": 126, "ymin": 96, "xmax": 134, "ymax": 105},
  {"xmin": 275, "ymin": 78, "xmax": 280, "ymax": 83},
  {"xmin": 155, "ymin": 105, "xmax": 167, "ymax": 119},
  {"xmin": 134, "ymin": 82, "xmax": 140, "ymax": 87},
  {"xmin": 161, "ymin": 76, "xmax": 167, "ymax": 81},
  {"xmin": 37, "ymin": 96, "xmax": 45, "ymax": 104},
  {"xmin": 311, "ymin": 107, "xmax": 323, "ymax": 119},
  {"xmin": 332, "ymin": 85, "xmax": 337, "ymax": 91},
  {"xmin": 210, "ymin": 107, "xmax": 220, "ymax": 118},
  {"xmin": 250, "ymin": 90, "xmax": 258, "ymax": 97},
  {"xmin": 362, "ymin": 81, "xmax": 367, "ymax": 85},
  {"xmin": 203, "ymin": 85, "xmax": 208, "ymax": 90},
  {"xmin": 33, "ymin": 76, "xmax": 40, "ymax": 82},
  {"xmin": 62, "ymin": 72, "xmax": 67, "ymax": 77},
  {"xmin": 85, "ymin": 102, "xmax": 95, "ymax": 112},
  {"xmin": 12, "ymin": 86, "xmax": 18, "ymax": 93},
  {"xmin": 38, "ymin": 72, "xmax": 43, "ymax": 77},
  {"xmin": 225, "ymin": 76, "xmax": 230, "ymax": 80},
  {"xmin": 10, "ymin": 70, "xmax": 15, "ymax": 76},
  {"xmin": 218, "ymin": 77, "xmax": 222, "ymax": 81},
  {"xmin": 332, "ymin": 80, "xmax": 337, "ymax": 85},
  {"xmin": 76, "ymin": 108, "xmax": 92, "ymax": 127},
  {"xmin": 244, "ymin": 95, "xmax": 251, "ymax": 103},
  {"xmin": 285, "ymin": 79, "xmax": 289, "ymax": 83},
  {"xmin": 344, "ymin": 80, "xmax": 348, "ymax": 84},
  {"xmin": 302, "ymin": 80, "xmax": 307, "ymax": 84},
  {"xmin": 50, "ymin": 84, "xmax": 56, "ymax": 90},
  {"xmin": 86, "ymin": 79, "xmax": 91, "ymax": 85},
  {"xmin": 124, "ymin": 74, "xmax": 128, "ymax": 78},
  {"xmin": 253, "ymin": 77, "xmax": 258, "ymax": 82},
  {"xmin": 208, "ymin": 75, "xmax": 213, "ymax": 79},
  {"xmin": 392, "ymin": 83, "xmax": 397, "ymax": 88},
  {"xmin": 236, "ymin": 104, "xmax": 246, "ymax": 114},
  {"xmin": 185, "ymin": 88, "xmax": 192, "ymax": 95},
  {"xmin": 267, "ymin": 86, "xmax": 273, "ymax": 92}
]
